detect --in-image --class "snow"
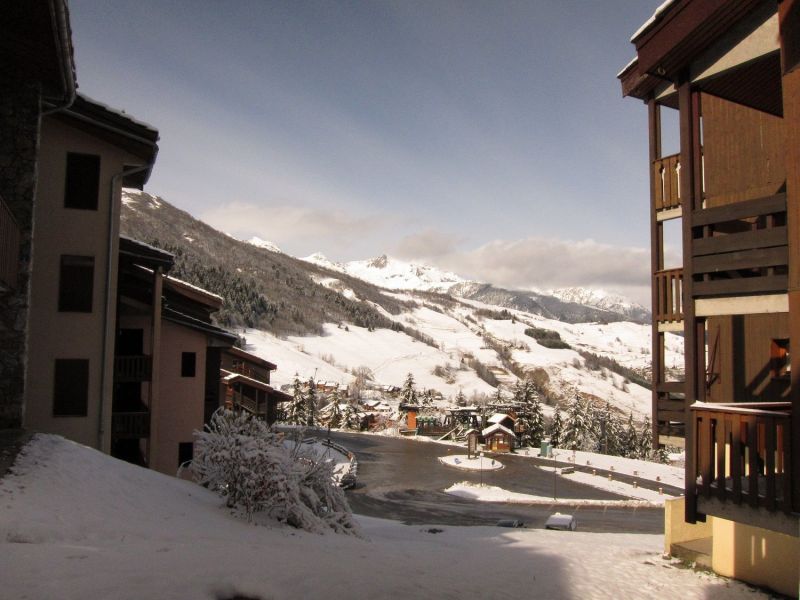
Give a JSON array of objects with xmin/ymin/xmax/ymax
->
[
  {"xmin": 631, "ymin": 0, "xmax": 678, "ymax": 42},
  {"xmin": 247, "ymin": 236, "xmax": 282, "ymax": 253},
  {"xmin": 445, "ymin": 481, "xmax": 665, "ymax": 507},
  {"xmin": 438, "ymin": 454, "xmax": 504, "ymax": 471},
  {"xmin": 0, "ymin": 435, "xmax": 766, "ymax": 600},
  {"xmin": 303, "ymin": 252, "xmax": 465, "ymax": 292}
]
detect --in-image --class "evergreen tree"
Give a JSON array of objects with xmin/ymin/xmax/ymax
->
[
  {"xmin": 400, "ymin": 372, "xmax": 417, "ymax": 405},
  {"xmin": 621, "ymin": 413, "xmax": 639, "ymax": 458},
  {"xmin": 455, "ymin": 389, "xmax": 467, "ymax": 406},
  {"xmin": 562, "ymin": 394, "xmax": 592, "ymax": 451},
  {"xmin": 287, "ymin": 374, "xmax": 307, "ymax": 426},
  {"xmin": 638, "ymin": 416, "xmax": 653, "ymax": 459},
  {"xmin": 327, "ymin": 387, "xmax": 342, "ymax": 428},
  {"xmin": 492, "ymin": 385, "xmax": 505, "ymax": 405},
  {"xmin": 341, "ymin": 399, "xmax": 361, "ymax": 431},
  {"xmin": 306, "ymin": 377, "xmax": 318, "ymax": 427},
  {"xmin": 549, "ymin": 409, "xmax": 564, "ymax": 448}
]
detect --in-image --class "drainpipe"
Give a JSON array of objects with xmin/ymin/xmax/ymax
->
[{"xmin": 98, "ymin": 165, "xmax": 149, "ymax": 452}]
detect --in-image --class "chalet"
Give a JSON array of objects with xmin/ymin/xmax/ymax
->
[
  {"xmin": 218, "ymin": 346, "xmax": 291, "ymax": 426},
  {"xmin": 481, "ymin": 423, "xmax": 515, "ymax": 453},
  {"xmin": 487, "ymin": 412, "xmax": 516, "ymax": 431},
  {"xmin": 112, "ymin": 238, "xmax": 238, "ymax": 474},
  {"xmin": 619, "ymin": 0, "xmax": 799, "ymax": 594}
]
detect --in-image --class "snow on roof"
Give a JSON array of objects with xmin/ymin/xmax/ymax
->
[
  {"xmin": 616, "ymin": 56, "xmax": 638, "ymax": 79},
  {"xmin": 75, "ymin": 93, "xmax": 159, "ymax": 133},
  {"xmin": 488, "ymin": 413, "xmax": 514, "ymax": 424},
  {"xmin": 166, "ymin": 275, "xmax": 224, "ymax": 302},
  {"xmin": 630, "ymin": 0, "xmax": 678, "ymax": 43},
  {"xmin": 481, "ymin": 423, "xmax": 516, "ymax": 437}
]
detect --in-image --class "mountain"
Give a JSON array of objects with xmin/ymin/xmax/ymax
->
[
  {"xmin": 247, "ymin": 236, "xmax": 282, "ymax": 253},
  {"xmin": 549, "ymin": 287, "xmax": 650, "ymax": 323},
  {"xmin": 120, "ymin": 188, "xmax": 676, "ymax": 419},
  {"xmin": 302, "ymin": 253, "xmax": 465, "ymax": 293}
]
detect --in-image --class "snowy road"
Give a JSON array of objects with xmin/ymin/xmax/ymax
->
[{"xmin": 330, "ymin": 432, "xmax": 667, "ymax": 533}]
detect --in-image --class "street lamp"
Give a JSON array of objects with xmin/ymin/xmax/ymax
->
[
  {"xmin": 553, "ymin": 450, "xmax": 558, "ymax": 501},
  {"xmin": 480, "ymin": 452, "xmax": 484, "ymax": 487}
]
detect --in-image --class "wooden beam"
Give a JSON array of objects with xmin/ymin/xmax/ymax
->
[
  {"xmin": 692, "ymin": 226, "xmax": 787, "ymax": 256},
  {"xmin": 649, "ymin": 97, "xmax": 663, "ymax": 450},
  {"xmin": 692, "ymin": 193, "xmax": 786, "ymax": 226},
  {"xmin": 693, "ymin": 275, "xmax": 789, "ymax": 296}
]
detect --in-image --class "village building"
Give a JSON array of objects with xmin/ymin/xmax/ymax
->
[
  {"xmin": 619, "ymin": 0, "xmax": 799, "ymax": 594},
  {"xmin": 481, "ymin": 422, "xmax": 516, "ymax": 453},
  {"xmin": 218, "ymin": 346, "xmax": 291, "ymax": 426}
]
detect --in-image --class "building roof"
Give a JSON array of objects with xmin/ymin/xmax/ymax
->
[
  {"xmin": 163, "ymin": 307, "xmax": 238, "ymax": 345},
  {"xmin": 57, "ymin": 94, "xmax": 160, "ymax": 188},
  {"xmin": 225, "ymin": 346, "xmax": 277, "ymax": 370},
  {"xmin": 1, "ymin": 0, "xmax": 76, "ymax": 102},
  {"xmin": 488, "ymin": 413, "xmax": 515, "ymax": 424},
  {"xmin": 119, "ymin": 237, "xmax": 174, "ymax": 271},
  {"xmin": 221, "ymin": 368, "xmax": 272, "ymax": 392},
  {"xmin": 164, "ymin": 276, "xmax": 223, "ymax": 309},
  {"xmin": 481, "ymin": 423, "xmax": 516, "ymax": 438}
]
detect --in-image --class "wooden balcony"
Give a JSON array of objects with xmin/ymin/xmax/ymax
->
[
  {"xmin": 0, "ymin": 196, "xmax": 20, "ymax": 289},
  {"xmin": 654, "ymin": 268, "xmax": 683, "ymax": 325},
  {"xmin": 114, "ymin": 355, "xmax": 152, "ymax": 382},
  {"xmin": 112, "ymin": 411, "xmax": 151, "ymax": 439},
  {"xmin": 690, "ymin": 402, "xmax": 797, "ymax": 535},
  {"xmin": 653, "ymin": 153, "xmax": 681, "ymax": 215},
  {"xmin": 692, "ymin": 193, "xmax": 788, "ymax": 298}
]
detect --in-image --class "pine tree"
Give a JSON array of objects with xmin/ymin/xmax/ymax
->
[
  {"xmin": 327, "ymin": 387, "xmax": 342, "ymax": 428},
  {"xmin": 492, "ymin": 385, "xmax": 505, "ymax": 405},
  {"xmin": 400, "ymin": 372, "xmax": 417, "ymax": 405},
  {"xmin": 341, "ymin": 399, "xmax": 361, "ymax": 431},
  {"xmin": 638, "ymin": 416, "xmax": 653, "ymax": 459},
  {"xmin": 562, "ymin": 394, "xmax": 592, "ymax": 451},
  {"xmin": 455, "ymin": 389, "xmax": 467, "ymax": 406},
  {"xmin": 306, "ymin": 377, "xmax": 318, "ymax": 427},
  {"xmin": 287, "ymin": 374, "xmax": 307, "ymax": 426},
  {"xmin": 622, "ymin": 413, "xmax": 639, "ymax": 458},
  {"xmin": 549, "ymin": 409, "xmax": 564, "ymax": 448}
]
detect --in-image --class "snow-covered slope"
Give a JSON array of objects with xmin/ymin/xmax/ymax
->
[
  {"xmin": 247, "ymin": 236, "xmax": 282, "ymax": 253},
  {"xmin": 302, "ymin": 253, "xmax": 465, "ymax": 292},
  {"xmin": 549, "ymin": 287, "xmax": 649, "ymax": 322},
  {"xmin": 0, "ymin": 435, "xmax": 759, "ymax": 599}
]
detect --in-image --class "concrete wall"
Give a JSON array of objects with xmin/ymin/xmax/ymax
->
[
  {"xmin": 150, "ymin": 320, "xmax": 207, "ymax": 476},
  {"xmin": 663, "ymin": 497, "xmax": 713, "ymax": 554},
  {"xmin": 712, "ymin": 518, "xmax": 799, "ymax": 598},
  {"xmin": 0, "ymin": 82, "xmax": 41, "ymax": 428},
  {"xmin": 23, "ymin": 116, "xmax": 133, "ymax": 450}
]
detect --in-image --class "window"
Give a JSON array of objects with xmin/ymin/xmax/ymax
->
[
  {"xmin": 53, "ymin": 359, "xmax": 89, "ymax": 416},
  {"xmin": 58, "ymin": 255, "xmax": 94, "ymax": 312},
  {"xmin": 178, "ymin": 442, "xmax": 194, "ymax": 466},
  {"xmin": 771, "ymin": 339, "xmax": 790, "ymax": 378},
  {"xmin": 64, "ymin": 153, "xmax": 100, "ymax": 210},
  {"xmin": 181, "ymin": 352, "xmax": 196, "ymax": 377}
]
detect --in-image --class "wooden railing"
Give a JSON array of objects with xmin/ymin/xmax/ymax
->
[
  {"xmin": 690, "ymin": 402, "xmax": 792, "ymax": 514},
  {"xmin": 112, "ymin": 411, "xmax": 151, "ymax": 439},
  {"xmin": 0, "ymin": 196, "xmax": 20, "ymax": 289},
  {"xmin": 692, "ymin": 193, "xmax": 788, "ymax": 297},
  {"xmin": 654, "ymin": 268, "xmax": 683, "ymax": 323},
  {"xmin": 654, "ymin": 153, "xmax": 681, "ymax": 211},
  {"xmin": 114, "ymin": 355, "xmax": 152, "ymax": 382}
]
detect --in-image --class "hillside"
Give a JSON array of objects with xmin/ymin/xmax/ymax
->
[{"xmin": 121, "ymin": 190, "xmax": 680, "ymax": 420}]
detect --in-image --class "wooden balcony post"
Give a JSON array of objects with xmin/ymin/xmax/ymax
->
[
  {"xmin": 649, "ymin": 97, "xmax": 662, "ymax": 448},
  {"xmin": 147, "ymin": 267, "xmax": 163, "ymax": 466},
  {"xmin": 781, "ymin": 0, "xmax": 800, "ymax": 514}
]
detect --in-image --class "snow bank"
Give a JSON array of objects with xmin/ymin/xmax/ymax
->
[{"xmin": 0, "ymin": 435, "xmax": 765, "ymax": 599}]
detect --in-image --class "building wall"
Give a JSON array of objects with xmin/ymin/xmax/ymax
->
[
  {"xmin": 23, "ymin": 116, "xmax": 133, "ymax": 449},
  {"xmin": 0, "ymin": 81, "xmax": 41, "ymax": 428},
  {"xmin": 150, "ymin": 320, "xmax": 206, "ymax": 476},
  {"xmin": 712, "ymin": 518, "xmax": 799, "ymax": 597},
  {"xmin": 707, "ymin": 313, "xmax": 790, "ymax": 403}
]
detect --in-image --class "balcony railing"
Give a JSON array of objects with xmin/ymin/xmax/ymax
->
[
  {"xmin": 690, "ymin": 402, "xmax": 793, "ymax": 516},
  {"xmin": 654, "ymin": 153, "xmax": 681, "ymax": 212},
  {"xmin": 0, "ymin": 196, "xmax": 20, "ymax": 289},
  {"xmin": 112, "ymin": 411, "xmax": 151, "ymax": 439},
  {"xmin": 692, "ymin": 193, "xmax": 788, "ymax": 297},
  {"xmin": 654, "ymin": 268, "xmax": 683, "ymax": 323},
  {"xmin": 114, "ymin": 355, "xmax": 152, "ymax": 382}
]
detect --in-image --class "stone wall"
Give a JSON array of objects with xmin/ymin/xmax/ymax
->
[{"xmin": 0, "ymin": 81, "xmax": 41, "ymax": 428}]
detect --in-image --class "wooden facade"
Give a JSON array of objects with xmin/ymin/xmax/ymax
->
[
  {"xmin": 219, "ymin": 346, "xmax": 287, "ymax": 425},
  {"xmin": 620, "ymin": 0, "xmax": 800, "ymax": 536}
]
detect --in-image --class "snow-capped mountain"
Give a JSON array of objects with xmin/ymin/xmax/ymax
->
[
  {"xmin": 549, "ymin": 287, "xmax": 650, "ymax": 323},
  {"xmin": 247, "ymin": 236, "xmax": 282, "ymax": 253},
  {"xmin": 302, "ymin": 253, "xmax": 466, "ymax": 293}
]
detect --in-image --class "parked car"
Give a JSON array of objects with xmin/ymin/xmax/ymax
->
[{"xmin": 496, "ymin": 519, "xmax": 524, "ymax": 528}]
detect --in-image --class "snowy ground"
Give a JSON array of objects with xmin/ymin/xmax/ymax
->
[
  {"xmin": 438, "ymin": 454, "xmax": 504, "ymax": 471},
  {"xmin": 0, "ymin": 435, "xmax": 765, "ymax": 600},
  {"xmin": 444, "ymin": 481, "xmax": 665, "ymax": 507}
]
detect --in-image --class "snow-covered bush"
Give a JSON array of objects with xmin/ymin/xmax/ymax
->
[{"xmin": 192, "ymin": 409, "xmax": 358, "ymax": 535}]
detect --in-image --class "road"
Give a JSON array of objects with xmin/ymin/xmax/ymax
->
[{"xmin": 326, "ymin": 431, "xmax": 669, "ymax": 533}]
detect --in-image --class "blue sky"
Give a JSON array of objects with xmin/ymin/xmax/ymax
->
[{"xmin": 68, "ymin": 0, "xmax": 671, "ymax": 303}]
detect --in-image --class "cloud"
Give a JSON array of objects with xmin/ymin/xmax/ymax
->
[
  {"xmin": 393, "ymin": 229, "xmax": 464, "ymax": 259},
  {"xmin": 200, "ymin": 201, "xmax": 387, "ymax": 256},
  {"xmin": 429, "ymin": 236, "xmax": 658, "ymax": 305}
]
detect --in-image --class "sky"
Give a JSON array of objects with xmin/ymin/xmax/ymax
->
[{"xmin": 68, "ymin": 0, "xmax": 677, "ymax": 304}]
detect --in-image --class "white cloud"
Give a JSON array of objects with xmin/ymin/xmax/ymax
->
[{"xmin": 409, "ymin": 236, "xmax": 658, "ymax": 305}]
